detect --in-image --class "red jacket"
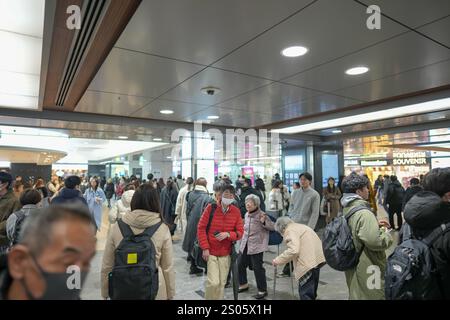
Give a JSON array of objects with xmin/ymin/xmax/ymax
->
[{"xmin": 197, "ymin": 203, "xmax": 244, "ymax": 257}]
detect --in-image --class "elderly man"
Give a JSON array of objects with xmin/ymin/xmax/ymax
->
[
  {"xmin": 272, "ymin": 217, "xmax": 325, "ymax": 300},
  {"xmin": 238, "ymin": 194, "xmax": 275, "ymax": 299}
]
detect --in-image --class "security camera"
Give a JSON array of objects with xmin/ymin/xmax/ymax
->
[
  {"xmin": 206, "ymin": 89, "xmax": 215, "ymax": 95},
  {"xmin": 201, "ymin": 86, "xmax": 221, "ymax": 96}
]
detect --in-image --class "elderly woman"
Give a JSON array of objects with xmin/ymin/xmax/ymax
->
[
  {"xmin": 272, "ymin": 217, "xmax": 325, "ymax": 300},
  {"xmin": 238, "ymin": 194, "xmax": 275, "ymax": 299}
]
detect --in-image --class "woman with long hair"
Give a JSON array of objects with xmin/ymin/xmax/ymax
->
[
  {"xmin": 160, "ymin": 178, "xmax": 179, "ymax": 236},
  {"xmin": 84, "ymin": 177, "xmax": 106, "ymax": 231},
  {"xmin": 322, "ymin": 177, "xmax": 341, "ymax": 223}
]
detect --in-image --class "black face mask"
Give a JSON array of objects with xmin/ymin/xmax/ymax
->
[{"xmin": 20, "ymin": 254, "xmax": 88, "ymax": 300}]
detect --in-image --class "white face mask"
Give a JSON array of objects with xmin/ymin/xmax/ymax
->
[{"xmin": 221, "ymin": 197, "xmax": 234, "ymax": 206}]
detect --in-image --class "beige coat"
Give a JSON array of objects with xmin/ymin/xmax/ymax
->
[
  {"xmin": 274, "ymin": 223, "xmax": 325, "ymax": 281},
  {"xmin": 101, "ymin": 209, "xmax": 175, "ymax": 300}
]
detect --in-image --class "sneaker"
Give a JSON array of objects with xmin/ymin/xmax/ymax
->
[
  {"xmin": 189, "ymin": 266, "xmax": 203, "ymax": 275},
  {"xmin": 254, "ymin": 291, "xmax": 268, "ymax": 300}
]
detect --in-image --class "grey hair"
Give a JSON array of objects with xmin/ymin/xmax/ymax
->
[
  {"xmin": 275, "ymin": 216, "xmax": 294, "ymax": 234},
  {"xmin": 19, "ymin": 204, "xmax": 96, "ymax": 256},
  {"xmin": 245, "ymin": 194, "xmax": 260, "ymax": 207}
]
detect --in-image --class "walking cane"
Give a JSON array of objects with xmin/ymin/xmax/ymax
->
[
  {"xmin": 273, "ymin": 265, "xmax": 277, "ymax": 300},
  {"xmin": 289, "ymin": 261, "xmax": 296, "ymax": 300}
]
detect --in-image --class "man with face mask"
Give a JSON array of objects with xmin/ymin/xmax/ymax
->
[
  {"xmin": 0, "ymin": 204, "xmax": 97, "ymax": 300},
  {"xmin": 0, "ymin": 172, "xmax": 22, "ymax": 253}
]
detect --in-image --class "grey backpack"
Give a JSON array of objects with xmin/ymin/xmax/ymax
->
[{"xmin": 322, "ymin": 205, "xmax": 368, "ymax": 271}]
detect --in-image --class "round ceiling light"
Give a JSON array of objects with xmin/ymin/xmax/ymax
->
[
  {"xmin": 160, "ymin": 110, "xmax": 174, "ymax": 114},
  {"xmin": 281, "ymin": 46, "xmax": 308, "ymax": 57},
  {"xmin": 345, "ymin": 66, "xmax": 369, "ymax": 75}
]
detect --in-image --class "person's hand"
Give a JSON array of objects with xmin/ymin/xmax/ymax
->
[
  {"xmin": 379, "ymin": 220, "xmax": 391, "ymax": 229},
  {"xmin": 272, "ymin": 259, "xmax": 278, "ymax": 267},
  {"xmin": 215, "ymin": 232, "xmax": 230, "ymax": 241},
  {"xmin": 260, "ymin": 213, "xmax": 267, "ymax": 223},
  {"xmin": 202, "ymin": 249, "xmax": 210, "ymax": 261}
]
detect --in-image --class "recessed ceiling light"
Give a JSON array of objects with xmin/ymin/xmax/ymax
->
[
  {"xmin": 255, "ymin": 145, "xmax": 261, "ymax": 148},
  {"xmin": 166, "ymin": 156, "xmax": 172, "ymax": 159},
  {"xmin": 345, "ymin": 66, "xmax": 369, "ymax": 75},
  {"xmin": 118, "ymin": 136, "xmax": 128, "ymax": 139},
  {"xmin": 207, "ymin": 115, "xmax": 219, "ymax": 120},
  {"xmin": 160, "ymin": 110, "xmax": 174, "ymax": 114},
  {"xmin": 153, "ymin": 138, "xmax": 162, "ymax": 142},
  {"xmin": 281, "ymin": 46, "xmax": 308, "ymax": 57},
  {"xmin": 332, "ymin": 129, "xmax": 342, "ymax": 134}
]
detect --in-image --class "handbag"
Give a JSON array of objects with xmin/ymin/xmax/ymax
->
[
  {"xmin": 267, "ymin": 213, "xmax": 283, "ymax": 246},
  {"xmin": 191, "ymin": 204, "xmax": 217, "ymax": 269}
]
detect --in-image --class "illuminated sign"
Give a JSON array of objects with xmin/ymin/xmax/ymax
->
[
  {"xmin": 393, "ymin": 151, "xmax": 428, "ymax": 165},
  {"xmin": 361, "ymin": 160, "xmax": 388, "ymax": 166}
]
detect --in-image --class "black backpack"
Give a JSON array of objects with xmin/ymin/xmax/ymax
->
[
  {"xmin": 322, "ymin": 205, "xmax": 368, "ymax": 271},
  {"xmin": 108, "ymin": 219, "xmax": 162, "ymax": 300},
  {"xmin": 385, "ymin": 222, "xmax": 449, "ymax": 300}
]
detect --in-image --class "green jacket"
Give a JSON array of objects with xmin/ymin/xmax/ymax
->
[
  {"xmin": 0, "ymin": 190, "xmax": 22, "ymax": 247},
  {"xmin": 341, "ymin": 194, "xmax": 393, "ymax": 300}
]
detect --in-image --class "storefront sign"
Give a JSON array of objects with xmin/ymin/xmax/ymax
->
[
  {"xmin": 393, "ymin": 151, "xmax": 428, "ymax": 165},
  {"xmin": 361, "ymin": 160, "xmax": 388, "ymax": 166}
]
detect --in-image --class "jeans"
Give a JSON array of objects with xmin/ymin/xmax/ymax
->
[
  {"xmin": 298, "ymin": 267, "xmax": 320, "ymax": 300},
  {"xmin": 238, "ymin": 246, "xmax": 267, "ymax": 292},
  {"xmin": 388, "ymin": 204, "xmax": 403, "ymax": 230}
]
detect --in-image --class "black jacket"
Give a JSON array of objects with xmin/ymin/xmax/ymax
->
[
  {"xmin": 51, "ymin": 188, "xmax": 88, "ymax": 207},
  {"xmin": 160, "ymin": 186, "xmax": 178, "ymax": 231},
  {"xmin": 238, "ymin": 186, "xmax": 266, "ymax": 218},
  {"xmin": 404, "ymin": 191, "xmax": 450, "ymax": 299},
  {"xmin": 386, "ymin": 181, "xmax": 405, "ymax": 208},
  {"xmin": 104, "ymin": 182, "xmax": 115, "ymax": 199},
  {"xmin": 402, "ymin": 185, "xmax": 423, "ymax": 211}
]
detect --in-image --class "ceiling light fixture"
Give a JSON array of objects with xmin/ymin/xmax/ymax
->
[
  {"xmin": 153, "ymin": 138, "xmax": 162, "ymax": 142},
  {"xmin": 272, "ymin": 97, "xmax": 450, "ymax": 134},
  {"xmin": 207, "ymin": 115, "xmax": 219, "ymax": 120},
  {"xmin": 281, "ymin": 46, "xmax": 308, "ymax": 57},
  {"xmin": 118, "ymin": 136, "xmax": 128, "ymax": 139},
  {"xmin": 160, "ymin": 110, "xmax": 174, "ymax": 114},
  {"xmin": 332, "ymin": 129, "xmax": 342, "ymax": 134},
  {"xmin": 345, "ymin": 66, "xmax": 369, "ymax": 75}
]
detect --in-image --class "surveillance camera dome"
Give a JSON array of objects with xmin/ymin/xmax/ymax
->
[{"xmin": 201, "ymin": 86, "xmax": 221, "ymax": 96}]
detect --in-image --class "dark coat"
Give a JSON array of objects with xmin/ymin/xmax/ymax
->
[
  {"xmin": 0, "ymin": 190, "xmax": 21, "ymax": 247},
  {"xmin": 386, "ymin": 181, "xmax": 405, "ymax": 208},
  {"xmin": 160, "ymin": 186, "xmax": 178, "ymax": 233},
  {"xmin": 404, "ymin": 191, "xmax": 450, "ymax": 299},
  {"xmin": 402, "ymin": 185, "xmax": 423, "ymax": 211},
  {"xmin": 182, "ymin": 187, "xmax": 211, "ymax": 254},
  {"xmin": 104, "ymin": 182, "xmax": 115, "ymax": 199},
  {"xmin": 51, "ymin": 188, "xmax": 88, "ymax": 207},
  {"xmin": 238, "ymin": 186, "xmax": 266, "ymax": 218}
]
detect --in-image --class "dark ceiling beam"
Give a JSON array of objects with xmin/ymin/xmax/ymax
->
[{"xmin": 42, "ymin": 0, "xmax": 142, "ymax": 111}]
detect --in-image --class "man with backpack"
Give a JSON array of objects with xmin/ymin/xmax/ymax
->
[
  {"xmin": 6, "ymin": 189, "xmax": 42, "ymax": 247},
  {"xmin": 339, "ymin": 173, "xmax": 393, "ymax": 299},
  {"xmin": 385, "ymin": 175, "xmax": 405, "ymax": 231},
  {"xmin": 386, "ymin": 168, "xmax": 450, "ymax": 299}
]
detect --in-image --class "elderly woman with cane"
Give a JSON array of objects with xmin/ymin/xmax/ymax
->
[
  {"xmin": 238, "ymin": 194, "xmax": 275, "ymax": 299},
  {"xmin": 272, "ymin": 217, "xmax": 325, "ymax": 300}
]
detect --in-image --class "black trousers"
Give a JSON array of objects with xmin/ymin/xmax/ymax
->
[
  {"xmin": 238, "ymin": 246, "xmax": 267, "ymax": 292},
  {"xmin": 298, "ymin": 267, "xmax": 320, "ymax": 300},
  {"xmin": 388, "ymin": 204, "xmax": 403, "ymax": 229}
]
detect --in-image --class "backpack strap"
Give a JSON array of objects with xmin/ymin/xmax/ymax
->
[
  {"xmin": 141, "ymin": 221, "xmax": 163, "ymax": 239},
  {"xmin": 205, "ymin": 203, "xmax": 217, "ymax": 235},
  {"xmin": 117, "ymin": 219, "xmax": 135, "ymax": 239},
  {"xmin": 344, "ymin": 205, "xmax": 370, "ymax": 220},
  {"xmin": 422, "ymin": 222, "xmax": 450, "ymax": 246}
]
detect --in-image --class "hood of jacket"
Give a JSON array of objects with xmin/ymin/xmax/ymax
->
[
  {"xmin": 404, "ymin": 191, "xmax": 450, "ymax": 231},
  {"xmin": 121, "ymin": 190, "xmax": 134, "ymax": 208},
  {"xmin": 122, "ymin": 209, "xmax": 162, "ymax": 229},
  {"xmin": 341, "ymin": 193, "xmax": 364, "ymax": 208},
  {"xmin": 57, "ymin": 188, "xmax": 82, "ymax": 199}
]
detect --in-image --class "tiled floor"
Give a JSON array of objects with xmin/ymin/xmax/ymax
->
[{"xmin": 81, "ymin": 202, "xmax": 397, "ymax": 300}]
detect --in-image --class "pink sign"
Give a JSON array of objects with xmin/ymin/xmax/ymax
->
[{"xmin": 241, "ymin": 166, "xmax": 255, "ymax": 185}]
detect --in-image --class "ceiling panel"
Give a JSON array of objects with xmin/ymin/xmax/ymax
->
[
  {"xmin": 186, "ymin": 106, "xmax": 286, "ymax": 128},
  {"xmin": 417, "ymin": 16, "xmax": 450, "ymax": 48},
  {"xmin": 283, "ymin": 32, "xmax": 450, "ymax": 93},
  {"xmin": 160, "ymin": 67, "xmax": 271, "ymax": 105},
  {"xmin": 75, "ymin": 90, "xmax": 152, "ymax": 116},
  {"xmin": 214, "ymin": 82, "xmax": 319, "ymax": 114},
  {"xmin": 333, "ymin": 59, "xmax": 450, "ymax": 102},
  {"xmin": 87, "ymin": 48, "xmax": 204, "ymax": 98},
  {"xmin": 359, "ymin": 0, "xmax": 450, "ymax": 28},
  {"xmin": 213, "ymin": 0, "xmax": 407, "ymax": 80},
  {"xmin": 131, "ymin": 99, "xmax": 209, "ymax": 120},
  {"xmin": 115, "ymin": 0, "xmax": 314, "ymax": 65},
  {"xmin": 271, "ymin": 94, "xmax": 362, "ymax": 120}
]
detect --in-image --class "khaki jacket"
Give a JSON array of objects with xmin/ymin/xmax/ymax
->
[
  {"xmin": 101, "ymin": 209, "xmax": 175, "ymax": 300},
  {"xmin": 274, "ymin": 223, "xmax": 325, "ymax": 281}
]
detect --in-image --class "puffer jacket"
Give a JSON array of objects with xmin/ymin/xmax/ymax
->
[
  {"xmin": 239, "ymin": 209, "xmax": 275, "ymax": 255},
  {"xmin": 404, "ymin": 191, "xmax": 450, "ymax": 299},
  {"xmin": 341, "ymin": 193, "xmax": 393, "ymax": 300},
  {"xmin": 101, "ymin": 209, "xmax": 175, "ymax": 300},
  {"xmin": 108, "ymin": 190, "xmax": 134, "ymax": 224},
  {"xmin": 386, "ymin": 181, "xmax": 405, "ymax": 208},
  {"xmin": 268, "ymin": 189, "xmax": 283, "ymax": 211}
]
